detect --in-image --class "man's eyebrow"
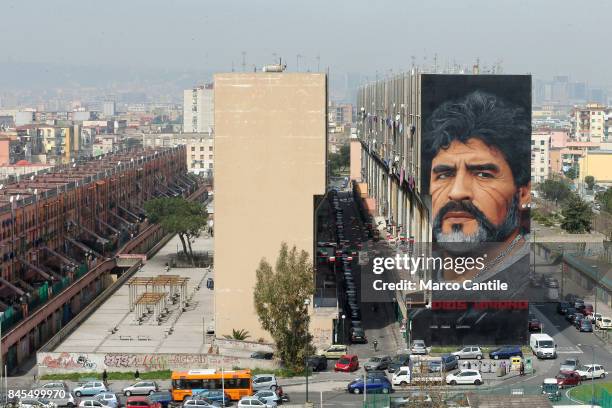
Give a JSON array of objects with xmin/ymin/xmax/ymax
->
[
  {"xmin": 432, "ymin": 164, "xmax": 455, "ymax": 173},
  {"xmin": 466, "ymin": 163, "xmax": 500, "ymax": 172}
]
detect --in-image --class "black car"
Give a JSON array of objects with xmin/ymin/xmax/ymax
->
[
  {"xmin": 365, "ymin": 370, "xmax": 388, "ymax": 380},
  {"xmin": 307, "ymin": 355, "xmax": 328, "ymax": 371},
  {"xmin": 350, "ymin": 327, "xmax": 367, "ymax": 344},
  {"xmin": 572, "ymin": 313, "xmax": 585, "ymax": 325},
  {"xmin": 387, "ymin": 354, "xmax": 411, "ymax": 373},
  {"xmin": 565, "ymin": 308, "xmax": 577, "ymax": 322},
  {"xmin": 251, "ymin": 351, "xmax": 274, "ymax": 359},
  {"xmin": 557, "ymin": 301, "xmax": 571, "ymax": 315}
]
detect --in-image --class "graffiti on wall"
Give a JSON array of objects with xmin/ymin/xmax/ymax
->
[{"xmin": 42, "ymin": 353, "xmax": 97, "ymax": 370}]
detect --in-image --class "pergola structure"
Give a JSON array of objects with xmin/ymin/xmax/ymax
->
[
  {"xmin": 133, "ymin": 292, "xmax": 166, "ymax": 323},
  {"xmin": 127, "ymin": 275, "xmax": 189, "ymax": 312}
]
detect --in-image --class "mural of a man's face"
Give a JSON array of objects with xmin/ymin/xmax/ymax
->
[{"xmin": 430, "ymin": 138, "xmax": 530, "ymax": 243}]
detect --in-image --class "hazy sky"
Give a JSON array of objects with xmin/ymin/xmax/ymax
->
[{"xmin": 1, "ymin": 0, "xmax": 609, "ymax": 84}]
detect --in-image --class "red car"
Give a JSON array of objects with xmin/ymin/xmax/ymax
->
[
  {"xmin": 556, "ymin": 371, "xmax": 582, "ymax": 388},
  {"xmin": 126, "ymin": 396, "xmax": 161, "ymax": 408},
  {"xmin": 583, "ymin": 304, "xmax": 594, "ymax": 316},
  {"xmin": 335, "ymin": 354, "xmax": 359, "ymax": 372},
  {"xmin": 528, "ymin": 319, "xmax": 543, "ymax": 332}
]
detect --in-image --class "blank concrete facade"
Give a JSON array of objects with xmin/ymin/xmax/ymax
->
[
  {"xmin": 214, "ymin": 73, "xmax": 327, "ymax": 340},
  {"xmin": 183, "ymin": 85, "xmax": 214, "ymax": 133}
]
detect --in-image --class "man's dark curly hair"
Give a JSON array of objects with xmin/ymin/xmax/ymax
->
[{"xmin": 423, "ymin": 90, "xmax": 531, "ymax": 193}]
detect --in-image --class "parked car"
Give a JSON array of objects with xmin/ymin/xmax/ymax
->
[
  {"xmin": 578, "ymin": 319, "xmax": 593, "ymax": 332},
  {"xmin": 557, "ymin": 302, "xmax": 571, "ymax": 315},
  {"xmin": 596, "ymin": 316, "xmax": 612, "ymax": 330},
  {"xmin": 446, "ymin": 370, "xmax": 483, "ymax": 385},
  {"xmin": 528, "ymin": 319, "xmax": 543, "ymax": 332},
  {"xmin": 565, "ymin": 308, "xmax": 577, "ymax": 322},
  {"xmin": 123, "ymin": 382, "xmax": 159, "ymax": 397},
  {"xmin": 410, "ymin": 340, "xmax": 428, "ymax": 355},
  {"xmin": 452, "ymin": 346, "xmax": 484, "ymax": 360},
  {"xmin": 389, "ymin": 392, "xmax": 432, "ymax": 407},
  {"xmin": 148, "ymin": 392, "xmax": 172, "ymax": 408},
  {"xmin": 387, "ymin": 354, "xmax": 411, "ymax": 373},
  {"xmin": 37, "ymin": 383, "xmax": 69, "ymax": 392},
  {"xmin": 575, "ymin": 364, "xmax": 607, "ymax": 380},
  {"xmin": 364, "ymin": 356, "xmax": 392, "ymax": 371},
  {"xmin": 250, "ymin": 351, "xmax": 274, "ymax": 360},
  {"xmin": 335, "ymin": 355, "xmax": 359, "ymax": 372},
  {"xmin": 365, "ymin": 370, "xmax": 388, "ymax": 380},
  {"xmin": 237, "ymin": 397, "xmax": 276, "ymax": 407},
  {"xmin": 21, "ymin": 400, "xmax": 57, "ymax": 408},
  {"xmin": 350, "ymin": 327, "xmax": 367, "ymax": 344},
  {"xmin": 93, "ymin": 393, "xmax": 120, "ymax": 408},
  {"xmin": 574, "ymin": 299, "xmax": 585, "ymax": 310},
  {"xmin": 489, "ymin": 346, "xmax": 523, "ymax": 360},
  {"xmin": 78, "ymin": 401, "xmax": 107, "ymax": 408},
  {"xmin": 571, "ymin": 313, "xmax": 585, "ymax": 325},
  {"xmin": 253, "ymin": 390, "xmax": 281, "ymax": 406},
  {"xmin": 307, "ymin": 355, "xmax": 328, "ymax": 372},
  {"xmin": 125, "ymin": 397, "xmax": 160, "ymax": 408},
  {"xmin": 252, "ymin": 375, "xmax": 278, "ymax": 391},
  {"xmin": 583, "ymin": 304, "xmax": 594, "ymax": 316},
  {"xmin": 191, "ymin": 390, "xmax": 230, "ymax": 406},
  {"xmin": 73, "ymin": 383, "xmax": 108, "ymax": 398},
  {"xmin": 181, "ymin": 399, "xmax": 216, "ymax": 408},
  {"xmin": 560, "ymin": 358, "xmax": 580, "ymax": 372},
  {"xmin": 555, "ymin": 371, "xmax": 581, "ymax": 388},
  {"xmin": 321, "ymin": 344, "xmax": 348, "ymax": 359},
  {"xmin": 347, "ymin": 377, "xmax": 392, "ymax": 394}
]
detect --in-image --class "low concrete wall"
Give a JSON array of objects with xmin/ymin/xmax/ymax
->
[
  {"xmin": 37, "ymin": 351, "xmax": 279, "ymax": 375},
  {"xmin": 214, "ymin": 338, "xmax": 274, "ymax": 352}
]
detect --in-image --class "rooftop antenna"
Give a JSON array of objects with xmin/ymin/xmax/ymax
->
[
  {"xmin": 296, "ymin": 54, "xmax": 303, "ymax": 72},
  {"xmin": 231, "ymin": 61, "xmax": 235, "ymax": 72},
  {"xmin": 316, "ymin": 54, "xmax": 320, "ymax": 72},
  {"xmin": 241, "ymin": 51, "xmax": 246, "ymax": 72}
]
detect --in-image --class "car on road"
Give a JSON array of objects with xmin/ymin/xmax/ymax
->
[
  {"xmin": 252, "ymin": 374, "xmax": 278, "ymax": 391},
  {"xmin": 489, "ymin": 346, "xmax": 523, "ymax": 360},
  {"xmin": 565, "ymin": 308, "xmax": 577, "ymax": 322},
  {"xmin": 307, "ymin": 355, "xmax": 328, "ymax": 372},
  {"xmin": 123, "ymin": 382, "xmax": 159, "ymax": 397},
  {"xmin": 253, "ymin": 390, "xmax": 281, "ymax": 406},
  {"xmin": 93, "ymin": 393, "xmax": 120, "ymax": 408},
  {"xmin": 335, "ymin": 354, "xmax": 359, "ymax": 372},
  {"xmin": 410, "ymin": 340, "xmax": 428, "ymax": 355},
  {"xmin": 148, "ymin": 392, "xmax": 172, "ymax": 408},
  {"xmin": 557, "ymin": 302, "xmax": 571, "ymax": 314},
  {"xmin": 389, "ymin": 392, "xmax": 432, "ymax": 408},
  {"xmin": 126, "ymin": 397, "xmax": 161, "ymax": 408},
  {"xmin": 597, "ymin": 316, "xmax": 612, "ymax": 330},
  {"xmin": 555, "ymin": 371, "xmax": 581, "ymax": 388},
  {"xmin": 528, "ymin": 319, "xmax": 543, "ymax": 332},
  {"xmin": 583, "ymin": 304, "xmax": 594, "ymax": 316},
  {"xmin": 445, "ymin": 370, "xmax": 483, "ymax": 385},
  {"xmin": 21, "ymin": 400, "xmax": 57, "ymax": 408},
  {"xmin": 347, "ymin": 377, "xmax": 392, "ymax": 394},
  {"xmin": 237, "ymin": 396, "xmax": 276, "ymax": 407},
  {"xmin": 452, "ymin": 346, "xmax": 484, "ymax": 360},
  {"xmin": 73, "ymin": 382, "xmax": 108, "ymax": 398},
  {"xmin": 364, "ymin": 356, "xmax": 392, "ymax": 371},
  {"xmin": 250, "ymin": 351, "xmax": 274, "ymax": 360},
  {"xmin": 191, "ymin": 390, "xmax": 230, "ymax": 406},
  {"xmin": 78, "ymin": 400, "xmax": 108, "ymax": 408},
  {"xmin": 350, "ymin": 327, "xmax": 367, "ymax": 344},
  {"xmin": 181, "ymin": 398, "xmax": 217, "ymax": 408},
  {"xmin": 560, "ymin": 358, "xmax": 580, "ymax": 372},
  {"xmin": 575, "ymin": 364, "xmax": 607, "ymax": 380},
  {"xmin": 578, "ymin": 319, "xmax": 593, "ymax": 332},
  {"xmin": 574, "ymin": 299, "xmax": 585, "ymax": 310},
  {"xmin": 387, "ymin": 354, "xmax": 411, "ymax": 373},
  {"xmin": 37, "ymin": 382, "xmax": 69, "ymax": 392},
  {"xmin": 321, "ymin": 344, "xmax": 348, "ymax": 359},
  {"xmin": 570, "ymin": 312, "xmax": 584, "ymax": 325}
]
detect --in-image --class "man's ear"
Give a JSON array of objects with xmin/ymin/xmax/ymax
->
[{"xmin": 518, "ymin": 183, "xmax": 531, "ymax": 210}]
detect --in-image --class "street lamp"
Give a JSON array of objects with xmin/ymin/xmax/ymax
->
[
  {"xmin": 341, "ymin": 314, "xmax": 346, "ymax": 345},
  {"xmin": 304, "ymin": 298, "xmax": 311, "ymax": 403},
  {"xmin": 591, "ymin": 265, "xmax": 599, "ymax": 319},
  {"xmin": 532, "ymin": 228, "xmax": 540, "ymax": 278}
]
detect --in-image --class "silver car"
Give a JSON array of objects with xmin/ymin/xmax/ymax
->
[
  {"xmin": 253, "ymin": 390, "xmax": 281, "ymax": 405},
  {"xmin": 410, "ymin": 340, "xmax": 428, "ymax": 355},
  {"xmin": 93, "ymin": 393, "xmax": 120, "ymax": 408},
  {"xmin": 452, "ymin": 346, "xmax": 484, "ymax": 360},
  {"xmin": 122, "ymin": 381, "xmax": 158, "ymax": 396},
  {"xmin": 252, "ymin": 375, "xmax": 278, "ymax": 391}
]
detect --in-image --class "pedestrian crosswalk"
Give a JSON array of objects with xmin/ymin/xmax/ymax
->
[{"xmin": 556, "ymin": 346, "xmax": 583, "ymax": 354}]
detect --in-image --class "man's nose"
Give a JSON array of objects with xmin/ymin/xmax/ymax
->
[{"xmin": 448, "ymin": 172, "xmax": 473, "ymax": 202}]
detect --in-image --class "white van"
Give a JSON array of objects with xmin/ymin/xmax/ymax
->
[
  {"xmin": 392, "ymin": 366, "xmax": 411, "ymax": 386},
  {"xmin": 530, "ymin": 333, "xmax": 557, "ymax": 359}
]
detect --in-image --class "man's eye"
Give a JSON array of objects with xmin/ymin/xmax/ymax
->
[
  {"xmin": 475, "ymin": 171, "xmax": 494, "ymax": 178},
  {"xmin": 437, "ymin": 173, "xmax": 451, "ymax": 180}
]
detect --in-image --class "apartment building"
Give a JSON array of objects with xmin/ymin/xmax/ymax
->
[
  {"xmin": 141, "ymin": 132, "xmax": 214, "ymax": 176},
  {"xmin": 214, "ymin": 72, "xmax": 327, "ymax": 341},
  {"xmin": 572, "ymin": 103, "xmax": 607, "ymax": 142},
  {"xmin": 531, "ymin": 132, "xmax": 551, "ymax": 183},
  {"xmin": 183, "ymin": 84, "xmax": 214, "ymax": 133}
]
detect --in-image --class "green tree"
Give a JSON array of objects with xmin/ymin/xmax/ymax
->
[
  {"xmin": 328, "ymin": 144, "xmax": 350, "ymax": 176},
  {"xmin": 597, "ymin": 187, "xmax": 612, "ymax": 213},
  {"xmin": 224, "ymin": 329, "xmax": 251, "ymax": 341},
  {"xmin": 539, "ymin": 177, "xmax": 572, "ymax": 204},
  {"xmin": 584, "ymin": 175, "xmax": 595, "ymax": 191},
  {"xmin": 144, "ymin": 197, "xmax": 208, "ymax": 264},
  {"xmin": 560, "ymin": 194, "xmax": 592, "ymax": 233},
  {"xmin": 254, "ymin": 243, "xmax": 315, "ymax": 369},
  {"xmin": 564, "ymin": 167, "xmax": 577, "ymax": 180}
]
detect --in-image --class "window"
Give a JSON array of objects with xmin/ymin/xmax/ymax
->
[
  {"xmin": 200, "ymin": 146, "xmax": 204, "ymax": 151},
  {"xmin": 209, "ymin": 146, "xmax": 213, "ymax": 151},
  {"xmin": 191, "ymin": 146, "xmax": 195, "ymax": 151},
  {"xmin": 209, "ymin": 155, "xmax": 213, "ymax": 159},
  {"xmin": 540, "ymin": 140, "xmax": 545, "ymax": 145}
]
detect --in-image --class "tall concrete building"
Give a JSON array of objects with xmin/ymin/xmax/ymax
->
[
  {"xmin": 531, "ymin": 131, "xmax": 551, "ymax": 183},
  {"xmin": 214, "ymin": 72, "xmax": 327, "ymax": 340},
  {"xmin": 183, "ymin": 85, "xmax": 214, "ymax": 133}
]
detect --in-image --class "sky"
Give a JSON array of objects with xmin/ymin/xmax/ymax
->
[{"xmin": 0, "ymin": 0, "xmax": 609, "ymax": 90}]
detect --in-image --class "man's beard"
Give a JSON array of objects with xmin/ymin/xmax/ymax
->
[{"xmin": 432, "ymin": 194, "xmax": 520, "ymax": 248}]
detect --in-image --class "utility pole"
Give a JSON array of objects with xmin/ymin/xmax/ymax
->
[
  {"xmin": 296, "ymin": 54, "xmax": 303, "ymax": 72},
  {"xmin": 241, "ymin": 51, "xmax": 246, "ymax": 72},
  {"xmin": 316, "ymin": 54, "xmax": 320, "ymax": 72}
]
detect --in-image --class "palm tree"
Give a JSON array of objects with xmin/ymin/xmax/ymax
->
[{"xmin": 224, "ymin": 329, "xmax": 251, "ymax": 341}]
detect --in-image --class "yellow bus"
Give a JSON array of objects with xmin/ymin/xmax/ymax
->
[{"xmin": 170, "ymin": 369, "xmax": 252, "ymax": 401}]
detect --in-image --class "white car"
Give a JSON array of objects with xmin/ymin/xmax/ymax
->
[
  {"xmin": 446, "ymin": 370, "xmax": 483, "ymax": 385},
  {"xmin": 78, "ymin": 401, "xmax": 109, "ymax": 408},
  {"xmin": 410, "ymin": 340, "xmax": 429, "ymax": 355},
  {"xmin": 596, "ymin": 316, "xmax": 612, "ymax": 330},
  {"xmin": 123, "ymin": 381, "xmax": 159, "ymax": 396},
  {"xmin": 452, "ymin": 346, "xmax": 484, "ymax": 360},
  {"xmin": 19, "ymin": 400, "xmax": 56, "ymax": 408},
  {"xmin": 237, "ymin": 396, "xmax": 276, "ymax": 407},
  {"xmin": 575, "ymin": 364, "xmax": 607, "ymax": 380}
]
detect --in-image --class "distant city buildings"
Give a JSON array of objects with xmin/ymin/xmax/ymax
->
[
  {"xmin": 142, "ymin": 132, "xmax": 214, "ymax": 177},
  {"xmin": 183, "ymin": 84, "xmax": 214, "ymax": 133}
]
